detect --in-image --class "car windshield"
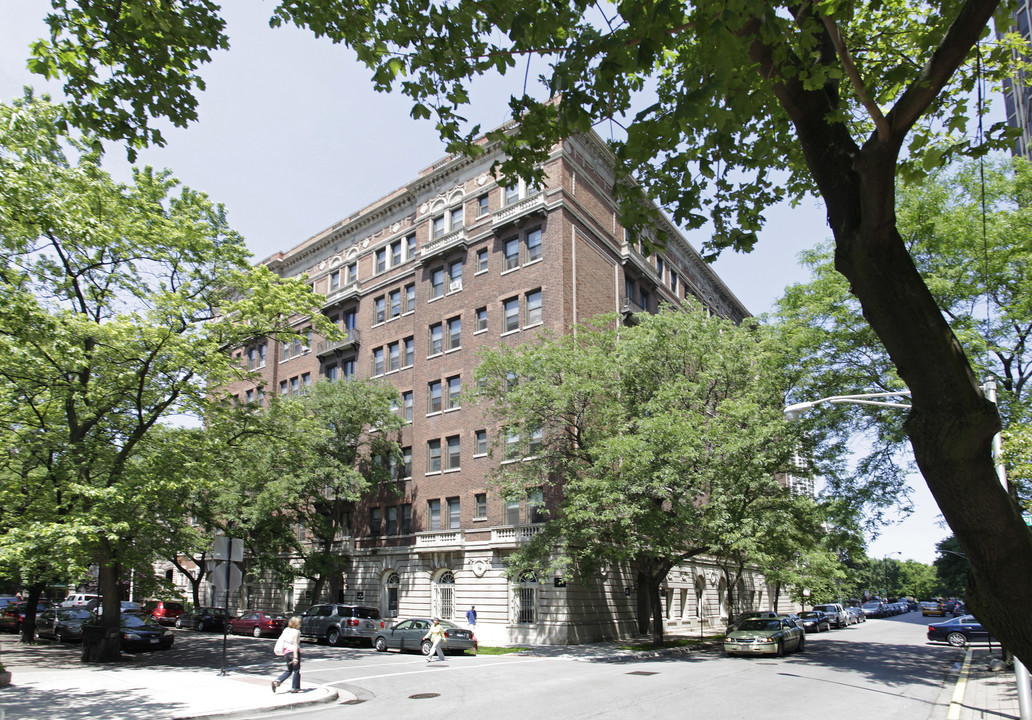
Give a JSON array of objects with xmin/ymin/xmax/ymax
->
[
  {"xmin": 58, "ymin": 609, "xmax": 91, "ymax": 620},
  {"xmin": 798, "ymin": 612, "xmax": 819, "ymax": 619},
  {"xmin": 122, "ymin": 614, "xmax": 160, "ymax": 628},
  {"xmin": 862, "ymin": 602, "xmax": 881, "ymax": 609},
  {"xmin": 737, "ymin": 619, "xmax": 780, "ymax": 631}
]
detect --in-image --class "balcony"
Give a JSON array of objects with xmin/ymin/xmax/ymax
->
[
  {"xmin": 420, "ymin": 228, "xmax": 469, "ymax": 263},
  {"xmin": 315, "ymin": 329, "xmax": 360, "ymax": 358},
  {"xmin": 322, "ymin": 279, "xmax": 361, "ymax": 308},
  {"xmin": 414, "ymin": 529, "xmax": 465, "ymax": 550},
  {"xmin": 490, "ymin": 525, "xmax": 542, "ymax": 547},
  {"xmin": 492, "ymin": 192, "xmax": 546, "ymax": 230}
]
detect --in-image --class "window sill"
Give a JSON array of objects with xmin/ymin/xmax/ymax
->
[
  {"xmin": 500, "ymin": 329, "xmax": 520, "ymax": 338},
  {"xmin": 443, "ymin": 468, "xmax": 461, "ymax": 474},
  {"xmin": 501, "ymin": 266, "xmax": 520, "ymax": 276},
  {"xmin": 425, "ymin": 470, "xmax": 442, "ymax": 477}
]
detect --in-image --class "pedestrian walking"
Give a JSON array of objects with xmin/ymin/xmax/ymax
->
[
  {"xmin": 465, "ymin": 605, "xmax": 477, "ymax": 630},
  {"xmin": 272, "ymin": 616, "xmax": 302, "ymax": 693},
  {"xmin": 423, "ymin": 618, "xmax": 447, "ymax": 662}
]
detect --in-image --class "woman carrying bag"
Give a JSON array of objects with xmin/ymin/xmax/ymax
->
[{"xmin": 272, "ymin": 616, "xmax": 302, "ymax": 693}]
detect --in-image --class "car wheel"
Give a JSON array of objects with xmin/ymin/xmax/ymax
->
[
  {"xmin": 175, "ymin": 618, "xmax": 183, "ymax": 629},
  {"xmin": 421, "ymin": 639, "xmax": 433, "ymax": 656},
  {"xmin": 327, "ymin": 628, "xmax": 341, "ymax": 647},
  {"xmin": 33, "ymin": 629, "xmax": 40, "ymax": 642},
  {"xmin": 796, "ymin": 634, "xmax": 805, "ymax": 653},
  {"xmin": 198, "ymin": 620, "xmax": 206, "ymax": 631},
  {"xmin": 775, "ymin": 640, "xmax": 784, "ymax": 657},
  {"xmin": 947, "ymin": 632, "xmax": 968, "ymax": 647},
  {"xmin": 253, "ymin": 627, "xmax": 263, "ymax": 638},
  {"xmin": 55, "ymin": 630, "xmax": 64, "ymax": 644},
  {"xmin": 375, "ymin": 637, "xmax": 388, "ymax": 652}
]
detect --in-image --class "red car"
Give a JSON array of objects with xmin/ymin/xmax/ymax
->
[
  {"xmin": 227, "ymin": 611, "xmax": 286, "ymax": 638},
  {"xmin": 143, "ymin": 600, "xmax": 185, "ymax": 626},
  {"xmin": 0, "ymin": 600, "xmax": 55, "ymax": 633}
]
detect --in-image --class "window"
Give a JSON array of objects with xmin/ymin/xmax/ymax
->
[
  {"xmin": 247, "ymin": 344, "xmax": 266, "ymax": 370},
  {"xmin": 447, "ymin": 496, "xmax": 461, "ymax": 528},
  {"xmin": 343, "ymin": 308, "xmax": 357, "ymax": 330},
  {"xmin": 656, "ymin": 256, "xmax": 666, "ymax": 281},
  {"xmin": 433, "ymin": 570, "xmax": 454, "ymax": 620},
  {"xmin": 341, "ymin": 357, "xmax": 355, "ymax": 380},
  {"xmin": 388, "ymin": 341, "xmax": 400, "ymax": 372},
  {"xmin": 504, "ymin": 431, "xmax": 521, "ymax": 460},
  {"xmin": 329, "ymin": 269, "xmax": 340, "ymax": 291},
  {"xmin": 446, "ymin": 375, "xmax": 461, "ymax": 410},
  {"xmin": 447, "ymin": 316, "xmax": 461, "ymax": 350},
  {"xmin": 448, "ymin": 258, "xmax": 463, "ymax": 290},
  {"xmin": 450, "ymin": 205, "xmax": 464, "ymax": 231},
  {"xmin": 428, "ymin": 380, "xmax": 442, "ymax": 414},
  {"xmin": 280, "ymin": 334, "xmax": 305, "ymax": 362},
  {"xmin": 505, "ymin": 499, "xmax": 521, "ymax": 525},
  {"xmin": 432, "ymin": 214, "xmax": 446, "ymax": 239},
  {"xmin": 430, "ymin": 266, "xmax": 445, "ymax": 299},
  {"xmin": 391, "ymin": 239, "xmax": 403, "ymax": 267},
  {"xmin": 526, "ymin": 228, "xmax": 542, "ymax": 262},
  {"xmin": 427, "ymin": 440, "xmax": 442, "ymax": 473},
  {"xmin": 403, "ymin": 283, "xmax": 416, "ymax": 313},
  {"xmin": 514, "ymin": 571, "xmax": 536, "ymax": 623},
  {"xmin": 370, "ymin": 508, "xmax": 381, "ymax": 537},
  {"xmin": 445, "ymin": 435, "xmax": 461, "ymax": 470},
  {"xmin": 528, "ymin": 426, "xmax": 543, "ymax": 455},
  {"xmin": 372, "ymin": 347, "xmax": 385, "ymax": 376},
  {"xmin": 401, "ymin": 504, "xmax": 412, "ymax": 534},
  {"xmin": 477, "ymin": 194, "xmax": 489, "ymax": 216},
  {"xmin": 429, "ymin": 323, "xmax": 443, "ymax": 355},
  {"xmin": 402, "ymin": 391, "xmax": 413, "ymax": 422},
  {"xmin": 503, "ymin": 297, "xmax": 519, "ymax": 333},
  {"xmin": 505, "ymin": 182, "xmax": 520, "ymax": 206},
  {"xmin": 402, "ymin": 446, "xmax": 412, "ymax": 478},
  {"xmin": 389, "ymin": 289, "xmax": 401, "ymax": 319},
  {"xmin": 289, "ymin": 376, "xmax": 300, "ymax": 396},
  {"xmin": 671, "ymin": 273, "xmax": 679, "ymax": 295},
  {"xmin": 474, "ymin": 429, "xmax": 488, "ymax": 456},
  {"xmin": 245, "ymin": 388, "xmax": 254, "ymax": 403},
  {"xmin": 503, "ymin": 237, "xmax": 519, "ymax": 271},
  {"xmin": 528, "ymin": 488, "xmax": 545, "ymax": 523},
  {"xmin": 346, "ymin": 262, "xmax": 358, "ymax": 284},
  {"xmin": 474, "ymin": 493, "xmax": 487, "ymax": 519},
  {"xmin": 375, "ymin": 248, "xmax": 387, "ymax": 274},
  {"xmin": 476, "ymin": 248, "xmax": 488, "ymax": 273},
  {"xmin": 427, "ymin": 499, "xmax": 441, "ymax": 530},
  {"xmin": 375, "ymin": 296, "xmax": 386, "ymax": 324},
  {"xmin": 407, "ymin": 234, "xmax": 417, "ymax": 259},
  {"xmin": 526, "ymin": 289, "xmax": 543, "ymax": 326},
  {"xmin": 475, "ymin": 306, "xmax": 487, "ymax": 332},
  {"xmin": 386, "ymin": 506, "xmax": 398, "ymax": 535},
  {"xmin": 301, "ymin": 373, "xmax": 311, "ymax": 393},
  {"xmin": 402, "ymin": 336, "xmax": 414, "ymax": 368}
]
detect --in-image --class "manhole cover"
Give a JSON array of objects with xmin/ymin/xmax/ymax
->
[
  {"xmin": 409, "ymin": 693, "xmax": 441, "ymax": 699},
  {"xmin": 627, "ymin": 671, "xmax": 658, "ymax": 676}
]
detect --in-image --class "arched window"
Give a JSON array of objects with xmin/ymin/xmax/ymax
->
[
  {"xmin": 383, "ymin": 572, "xmax": 400, "ymax": 618},
  {"xmin": 695, "ymin": 575, "xmax": 706, "ymax": 618},
  {"xmin": 432, "ymin": 570, "xmax": 455, "ymax": 620},
  {"xmin": 512, "ymin": 571, "xmax": 537, "ymax": 624},
  {"xmin": 717, "ymin": 577, "xmax": 728, "ymax": 620}
]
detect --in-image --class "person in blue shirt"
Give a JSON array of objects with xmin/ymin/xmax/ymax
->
[{"xmin": 465, "ymin": 605, "xmax": 477, "ymax": 630}]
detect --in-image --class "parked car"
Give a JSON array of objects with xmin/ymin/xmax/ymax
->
[
  {"xmin": 176, "ymin": 607, "xmax": 229, "ymax": 631},
  {"xmin": 299, "ymin": 604, "xmax": 382, "ymax": 646},
  {"xmin": 724, "ymin": 617, "xmax": 806, "ymax": 657},
  {"xmin": 920, "ymin": 600, "xmax": 946, "ymax": 617},
  {"xmin": 725, "ymin": 610, "xmax": 779, "ymax": 634},
  {"xmin": 60, "ymin": 593, "xmax": 100, "ymax": 608},
  {"xmin": 34, "ymin": 608, "xmax": 92, "ymax": 643},
  {"xmin": 0, "ymin": 600, "xmax": 54, "ymax": 633},
  {"xmin": 0, "ymin": 596, "xmax": 19, "ymax": 611},
  {"xmin": 927, "ymin": 615, "xmax": 995, "ymax": 647},
  {"xmin": 845, "ymin": 606, "xmax": 866, "ymax": 624},
  {"xmin": 951, "ymin": 602, "xmax": 968, "ymax": 617},
  {"xmin": 227, "ymin": 611, "xmax": 287, "ymax": 638},
  {"xmin": 812, "ymin": 603, "xmax": 848, "ymax": 628},
  {"xmin": 796, "ymin": 610, "xmax": 831, "ymax": 633},
  {"xmin": 861, "ymin": 601, "xmax": 887, "ymax": 618},
  {"xmin": 143, "ymin": 600, "xmax": 185, "ymax": 626},
  {"xmin": 83, "ymin": 612, "xmax": 174, "ymax": 652},
  {"xmin": 373, "ymin": 618, "xmax": 477, "ymax": 655},
  {"xmin": 82, "ymin": 598, "xmax": 144, "ymax": 614}
]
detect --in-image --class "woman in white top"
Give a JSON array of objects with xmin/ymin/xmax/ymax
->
[{"xmin": 272, "ymin": 616, "xmax": 302, "ymax": 693}]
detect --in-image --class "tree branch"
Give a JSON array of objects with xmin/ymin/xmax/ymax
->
[{"xmin": 820, "ymin": 15, "xmax": 891, "ymax": 142}]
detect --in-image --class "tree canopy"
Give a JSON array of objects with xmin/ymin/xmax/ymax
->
[{"xmin": 0, "ymin": 93, "xmax": 332, "ymax": 657}]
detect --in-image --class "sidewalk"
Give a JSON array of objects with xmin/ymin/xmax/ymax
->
[
  {"xmin": 0, "ymin": 635, "xmax": 345, "ymax": 720},
  {"xmin": 943, "ymin": 645, "xmax": 1021, "ymax": 720}
]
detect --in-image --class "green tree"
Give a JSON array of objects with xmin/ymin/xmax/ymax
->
[
  {"xmin": 934, "ymin": 535, "xmax": 970, "ymax": 598},
  {"xmin": 20, "ymin": 0, "xmax": 1032, "ymax": 661},
  {"xmin": 0, "ymin": 94, "xmax": 332, "ymax": 659},
  {"xmin": 474, "ymin": 307, "xmax": 804, "ymax": 643},
  {"xmin": 206, "ymin": 378, "xmax": 403, "ymax": 611}
]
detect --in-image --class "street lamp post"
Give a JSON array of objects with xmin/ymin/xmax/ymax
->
[{"xmin": 785, "ymin": 383, "xmax": 1031, "ymax": 720}]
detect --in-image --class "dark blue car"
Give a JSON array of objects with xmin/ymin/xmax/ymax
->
[{"xmin": 927, "ymin": 615, "xmax": 994, "ymax": 647}]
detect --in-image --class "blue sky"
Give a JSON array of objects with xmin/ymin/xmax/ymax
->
[{"xmin": 0, "ymin": 0, "xmax": 952, "ymax": 564}]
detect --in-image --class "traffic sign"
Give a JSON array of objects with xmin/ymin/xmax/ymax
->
[{"xmin": 211, "ymin": 562, "xmax": 243, "ymax": 593}]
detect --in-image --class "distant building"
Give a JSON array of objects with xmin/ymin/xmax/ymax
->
[
  {"xmin": 1003, "ymin": 2, "xmax": 1032, "ymax": 157},
  {"xmin": 223, "ymin": 123, "xmax": 798, "ymax": 644}
]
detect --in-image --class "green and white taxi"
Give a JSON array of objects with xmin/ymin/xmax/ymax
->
[{"xmin": 723, "ymin": 617, "xmax": 806, "ymax": 657}]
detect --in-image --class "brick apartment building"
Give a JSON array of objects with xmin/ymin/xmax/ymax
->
[{"xmin": 217, "ymin": 125, "xmax": 795, "ymax": 645}]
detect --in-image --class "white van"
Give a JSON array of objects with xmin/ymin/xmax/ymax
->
[{"xmin": 61, "ymin": 593, "xmax": 99, "ymax": 608}]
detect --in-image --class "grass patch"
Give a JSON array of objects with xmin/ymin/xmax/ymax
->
[
  {"xmin": 617, "ymin": 635, "xmax": 722, "ymax": 652},
  {"xmin": 474, "ymin": 646, "xmax": 530, "ymax": 655}
]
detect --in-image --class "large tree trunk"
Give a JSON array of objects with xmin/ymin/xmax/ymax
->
[
  {"xmin": 745, "ymin": 0, "xmax": 1032, "ymax": 666},
  {"xmin": 19, "ymin": 581, "xmax": 45, "ymax": 644},
  {"xmin": 84, "ymin": 549, "xmax": 123, "ymax": 663}
]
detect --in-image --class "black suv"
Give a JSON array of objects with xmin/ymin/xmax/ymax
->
[{"xmin": 299, "ymin": 604, "xmax": 382, "ymax": 646}]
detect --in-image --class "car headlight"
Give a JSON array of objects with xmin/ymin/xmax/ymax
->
[
  {"xmin": 124, "ymin": 633, "xmax": 142, "ymax": 640},
  {"xmin": 163, "ymin": 630, "xmax": 173, "ymax": 638}
]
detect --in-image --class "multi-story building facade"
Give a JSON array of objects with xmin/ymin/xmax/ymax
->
[
  {"xmin": 222, "ymin": 125, "xmax": 796, "ymax": 644},
  {"xmin": 1003, "ymin": 2, "xmax": 1032, "ymax": 158}
]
